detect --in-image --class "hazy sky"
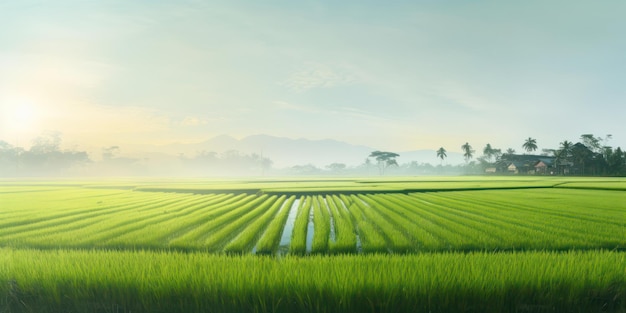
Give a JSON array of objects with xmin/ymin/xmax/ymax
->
[{"xmin": 1, "ymin": 0, "xmax": 625, "ymax": 153}]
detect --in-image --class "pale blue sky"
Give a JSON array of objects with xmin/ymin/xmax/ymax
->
[{"xmin": 1, "ymin": 0, "xmax": 625, "ymax": 153}]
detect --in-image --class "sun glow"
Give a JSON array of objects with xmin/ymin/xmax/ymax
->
[{"xmin": 1, "ymin": 97, "xmax": 41, "ymax": 134}]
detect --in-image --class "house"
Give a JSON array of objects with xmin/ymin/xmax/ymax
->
[
  {"xmin": 500, "ymin": 154, "xmax": 556, "ymax": 175},
  {"xmin": 534, "ymin": 158, "xmax": 555, "ymax": 175}
]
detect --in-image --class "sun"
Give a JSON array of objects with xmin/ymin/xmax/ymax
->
[{"xmin": 1, "ymin": 97, "xmax": 40, "ymax": 133}]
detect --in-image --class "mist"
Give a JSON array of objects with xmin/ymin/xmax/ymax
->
[{"xmin": 0, "ymin": 133, "xmax": 469, "ymax": 178}]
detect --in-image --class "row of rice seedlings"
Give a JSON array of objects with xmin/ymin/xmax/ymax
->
[
  {"xmin": 289, "ymin": 196, "xmax": 311, "ymax": 255},
  {"xmin": 254, "ymin": 196, "xmax": 297, "ymax": 254},
  {"xmin": 0, "ymin": 190, "xmax": 163, "ymax": 238},
  {"xmin": 310, "ymin": 195, "xmax": 331, "ymax": 254},
  {"xmin": 103, "ymin": 193, "xmax": 235, "ymax": 248},
  {"xmin": 476, "ymin": 188, "xmax": 626, "ymax": 221},
  {"xmin": 223, "ymin": 195, "xmax": 290, "ymax": 254},
  {"xmin": 361, "ymin": 194, "xmax": 442, "ymax": 250},
  {"xmin": 0, "ymin": 191, "xmax": 188, "ymax": 247},
  {"xmin": 443, "ymin": 189, "xmax": 625, "ymax": 230},
  {"xmin": 56, "ymin": 193, "xmax": 212, "ymax": 248},
  {"xmin": 351, "ymin": 195, "xmax": 413, "ymax": 253},
  {"xmin": 0, "ymin": 188, "xmax": 157, "ymax": 231},
  {"xmin": 201, "ymin": 195, "xmax": 278, "ymax": 252},
  {"xmin": 453, "ymin": 190, "xmax": 624, "ymax": 248},
  {"xmin": 167, "ymin": 194, "xmax": 264, "ymax": 248},
  {"xmin": 416, "ymin": 192, "xmax": 594, "ymax": 250},
  {"xmin": 490, "ymin": 189, "xmax": 626, "ymax": 243},
  {"xmin": 344, "ymin": 196, "xmax": 387, "ymax": 253},
  {"xmin": 327, "ymin": 195, "xmax": 357, "ymax": 253},
  {"xmin": 417, "ymin": 193, "xmax": 552, "ymax": 249},
  {"xmin": 398, "ymin": 193, "xmax": 521, "ymax": 249},
  {"xmin": 418, "ymin": 192, "xmax": 620, "ymax": 249},
  {"xmin": 376, "ymin": 194, "xmax": 473, "ymax": 250}
]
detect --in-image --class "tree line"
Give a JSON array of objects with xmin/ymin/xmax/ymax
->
[{"xmin": 434, "ymin": 134, "xmax": 626, "ymax": 176}]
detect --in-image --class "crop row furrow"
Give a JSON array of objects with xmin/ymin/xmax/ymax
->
[
  {"xmin": 327, "ymin": 195, "xmax": 357, "ymax": 253},
  {"xmin": 169, "ymin": 194, "xmax": 270, "ymax": 250},
  {"xmin": 0, "ymin": 192, "xmax": 186, "ymax": 245},
  {"xmin": 363, "ymin": 194, "xmax": 442, "ymax": 250},
  {"xmin": 311, "ymin": 196, "xmax": 331, "ymax": 254},
  {"xmin": 101, "ymin": 194, "xmax": 232, "ymax": 248},
  {"xmin": 422, "ymin": 193, "xmax": 616, "ymax": 246},
  {"xmin": 254, "ymin": 196, "xmax": 297, "ymax": 254},
  {"xmin": 203, "ymin": 195, "xmax": 278, "ymax": 252},
  {"xmin": 75, "ymin": 194, "xmax": 213, "ymax": 248},
  {"xmin": 0, "ymin": 190, "xmax": 168, "ymax": 230},
  {"xmin": 289, "ymin": 196, "xmax": 311, "ymax": 255},
  {"xmin": 375, "ymin": 194, "xmax": 472, "ymax": 249}
]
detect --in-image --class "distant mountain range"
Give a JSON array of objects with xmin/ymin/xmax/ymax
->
[{"xmin": 134, "ymin": 134, "xmax": 465, "ymax": 168}]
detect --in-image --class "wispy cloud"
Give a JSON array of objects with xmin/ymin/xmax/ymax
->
[
  {"xmin": 281, "ymin": 63, "xmax": 357, "ymax": 92},
  {"xmin": 179, "ymin": 116, "xmax": 229, "ymax": 127}
]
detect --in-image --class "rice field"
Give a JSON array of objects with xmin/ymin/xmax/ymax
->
[{"xmin": 0, "ymin": 177, "xmax": 625, "ymax": 312}]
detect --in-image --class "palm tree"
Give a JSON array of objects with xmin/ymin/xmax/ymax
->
[
  {"xmin": 555, "ymin": 140, "xmax": 573, "ymax": 175},
  {"xmin": 483, "ymin": 143, "xmax": 495, "ymax": 162},
  {"xmin": 461, "ymin": 142, "xmax": 474, "ymax": 163},
  {"xmin": 436, "ymin": 147, "xmax": 447, "ymax": 165},
  {"xmin": 522, "ymin": 137, "xmax": 538, "ymax": 154},
  {"xmin": 559, "ymin": 140, "xmax": 573, "ymax": 156}
]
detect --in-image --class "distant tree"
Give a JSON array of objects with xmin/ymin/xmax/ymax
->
[
  {"xmin": 326, "ymin": 163, "xmax": 346, "ymax": 172},
  {"xmin": 522, "ymin": 137, "xmax": 538, "ymax": 154},
  {"xmin": 580, "ymin": 134, "xmax": 603, "ymax": 153},
  {"xmin": 368, "ymin": 151, "xmax": 399, "ymax": 175},
  {"xmin": 461, "ymin": 142, "xmax": 474, "ymax": 164},
  {"xmin": 102, "ymin": 146, "xmax": 120, "ymax": 160},
  {"xmin": 482, "ymin": 143, "xmax": 500, "ymax": 163},
  {"xmin": 436, "ymin": 147, "xmax": 447, "ymax": 165},
  {"xmin": 291, "ymin": 164, "xmax": 321, "ymax": 175},
  {"xmin": 559, "ymin": 141, "xmax": 573, "ymax": 156},
  {"xmin": 16, "ymin": 132, "xmax": 90, "ymax": 175},
  {"xmin": 571, "ymin": 142, "xmax": 593, "ymax": 175},
  {"xmin": 607, "ymin": 147, "xmax": 625, "ymax": 175},
  {"xmin": 505, "ymin": 148, "xmax": 516, "ymax": 155}
]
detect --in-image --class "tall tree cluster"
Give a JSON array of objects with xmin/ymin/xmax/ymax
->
[{"xmin": 461, "ymin": 134, "xmax": 626, "ymax": 176}]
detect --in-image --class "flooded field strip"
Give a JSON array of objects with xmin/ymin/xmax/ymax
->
[
  {"xmin": 274, "ymin": 197, "xmax": 300, "ymax": 253},
  {"xmin": 323, "ymin": 197, "xmax": 336, "ymax": 243},
  {"xmin": 305, "ymin": 197, "xmax": 315, "ymax": 254},
  {"xmin": 335, "ymin": 195, "xmax": 362, "ymax": 252},
  {"xmin": 326, "ymin": 195, "xmax": 357, "ymax": 253},
  {"xmin": 251, "ymin": 195, "xmax": 294, "ymax": 254},
  {"xmin": 289, "ymin": 197, "xmax": 310, "ymax": 255}
]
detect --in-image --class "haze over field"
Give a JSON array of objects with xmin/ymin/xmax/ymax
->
[{"xmin": 1, "ymin": 0, "xmax": 625, "ymax": 158}]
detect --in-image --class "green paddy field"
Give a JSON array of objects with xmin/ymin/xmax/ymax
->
[{"xmin": 1, "ymin": 177, "xmax": 625, "ymax": 312}]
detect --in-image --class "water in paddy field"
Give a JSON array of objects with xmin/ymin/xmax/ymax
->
[
  {"xmin": 252, "ymin": 199, "xmax": 292, "ymax": 254},
  {"xmin": 323, "ymin": 197, "xmax": 336, "ymax": 243},
  {"xmin": 305, "ymin": 205, "xmax": 314, "ymax": 254},
  {"xmin": 277, "ymin": 198, "xmax": 301, "ymax": 254}
]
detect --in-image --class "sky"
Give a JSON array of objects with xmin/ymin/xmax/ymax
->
[{"xmin": 1, "ymin": 0, "xmax": 625, "ymax": 154}]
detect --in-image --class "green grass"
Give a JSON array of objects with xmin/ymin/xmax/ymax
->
[
  {"xmin": 1, "ymin": 248, "xmax": 624, "ymax": 313},
  {"xmin": 2, "ymin": 177, "xmax": 626, "ymax": 312}
]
